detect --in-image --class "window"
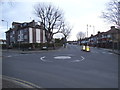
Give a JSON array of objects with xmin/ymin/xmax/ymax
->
[
  {"xmin": 13, "ymin": 31, "xmax": 15, "ymax": 34},
  {"xmin": 24, "ymin": 29, "xmax": 27, "ymax": 33},
  {"xmin": 24, "ymin": 23, "xmax": 27, "ymax": 26},
  {"xmin": 24, "ymin": 35, "xmax": 28, "ymax": 39},
  {"xmin": 107, "ymin": 34, "xmax": 111, "ymax": 38},
  {"xmin": 20, "ymin": 24, "xmax": 22, "ymax": 27},
  {"xmin": 12, "ymin": 25, "xmax": 15, "ymax": 28}
]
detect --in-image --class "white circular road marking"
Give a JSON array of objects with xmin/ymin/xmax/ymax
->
[{"xmin": 40, "ymin": 55, "xmax": 85, "ymax": 63}]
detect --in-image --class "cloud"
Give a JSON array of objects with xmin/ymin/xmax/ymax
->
[{"xmin": 1, "ymin": 0, "xmax": 111, "ymax": 41}]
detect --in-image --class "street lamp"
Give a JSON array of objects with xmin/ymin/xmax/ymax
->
[{"xmin": 1, "ymin": 20, "xmax": 8, "ymax": 30}]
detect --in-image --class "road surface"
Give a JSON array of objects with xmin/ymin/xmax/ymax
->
[{"xmin": 2, "ymin": 44, "xmax": 118, "ymax": 88}]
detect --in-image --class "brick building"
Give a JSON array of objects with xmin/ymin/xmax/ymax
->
[
  {"xmin": 80, "ymin": 26, "xmax": 120, "ymax": 50},
  {"xmin": 5, "ymin": 20, "xmax": 46, "ymax": 48}
]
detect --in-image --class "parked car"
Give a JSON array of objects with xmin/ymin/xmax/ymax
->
[{"xmin": 41, "ymin": 46, "xmax": 48, "ymax": 50}]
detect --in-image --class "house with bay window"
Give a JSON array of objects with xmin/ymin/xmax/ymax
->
[
  {"xmin": 5, "ymin": 20, "xmax": 47, "ymax": 48},
  {"xmin": 80, "ymin": 26, "xmax": 120, "ymax": 49}
]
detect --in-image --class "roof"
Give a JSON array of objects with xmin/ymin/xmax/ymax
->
[
  {"xmin": 5, "ymin": 20, "xmax": 44, "ymax": 33},
  {"xmin": 107, "ymin": 27, "xmax": 119, "ymax": 34}
]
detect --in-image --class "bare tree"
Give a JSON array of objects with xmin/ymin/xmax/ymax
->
[
  {"xmin": 60, "ymin": 22, "xmax": 72, "ymax": 47},
  {"xmin": 60, "ymin": 22, "xmax": 72, "ymax": 39},
  {"xmin": 34, "ymin": 3, "xmax": 64, "ymax": 45},
  {"xmin": 76, "ymin": 31, "xmax": 85, "ymax": 41},
  {"xmin": 101, "ymin": 0, "xmax": 120, "ymax": 27}
]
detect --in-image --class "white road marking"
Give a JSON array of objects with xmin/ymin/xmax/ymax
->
[
  {"xmin": 7, "ymin": 55, "xmax": 12, "ymax": 57},
  {"xmin": 40, "ymin": 56, "xmax": 46, "ymax": 62},
  {"xmin": 108, "ymin": 53, "xmax": 113, "ymax": 54},
  {"xmin": 102, "ymin": 52, "xmax": 106, "ymax": 54},
  {"xmin": 40, "ymin": 55, "xmax": 85, "ymax": 63},
  {"xmin": 81, "ymin": 56, "xmax": 85, "ymax": 61},
  {"xmin": 54, "ymin": 56, "xmax": 71, "ymax": 60},
  {"xmin": 40, "ymin": 56, "xmax": 52, "ymax": 62},
  {"xmin": 71, "ymin": 56, "xmax": 85, "ymax": 63},
  {"xmin": 71, "ymin": 60, "xmax": 80, "ymax": 62}
]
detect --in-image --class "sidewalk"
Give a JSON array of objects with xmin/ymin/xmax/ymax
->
[
  {"xmin": 107, "ymin": 50, "xmax": 120, "ymax": 55},
  {"xmin": 96, "ymin": 47, "xmax": 120, "ymax": 55}
]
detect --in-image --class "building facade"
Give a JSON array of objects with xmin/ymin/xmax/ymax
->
[
  {"xmin": 6, "ymin": 20, "xmax": 46, "ymax": 48},
  {"xmin": 80, "ymin": 26, "xmax": 120, "ymax": 50}
]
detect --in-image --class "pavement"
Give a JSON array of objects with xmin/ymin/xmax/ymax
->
[
  {"xmin": 88, "ymin": 46, "xmax": 120, "ymax": 55},
  {"xmin": 107, "ymin": 49, "xmax": 120, "ymax": 55}
]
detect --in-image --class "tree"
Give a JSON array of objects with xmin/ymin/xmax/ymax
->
[
  {"xmin": 34, "ymin": 3, "xmax": 64, "ymax": 46},
  {"xmin": 60, "ymin": 22, "xmax": 72, "ymax": 48},
  {"xmin": 76, "ymin": 31, "xmax": 85, "ymax": 41},
  {"xmin": 76, "ymin": 31, "xmax": 85, "ymax": 45},
  {"xmin": 101, "ymin": 0, "xmax": 120, "ymax": 27},
  {"xmin": 60, "ymin": 22, "xmax": 72, "ymax": 39}
]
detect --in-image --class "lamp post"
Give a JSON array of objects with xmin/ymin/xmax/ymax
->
[
  {"xmin": 1, "ymin": 20, "xmax": 8, "ymax": 30},
  {"xmin": 1, "ymin": 20, "xmax": 8, "ymax": 48}
]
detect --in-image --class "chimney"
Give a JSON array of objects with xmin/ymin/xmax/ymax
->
[
  {"xmin": 111, "ymin": 26, "xmax": 115, "ymax": 29},
  {"xmin": 32, "ymin": 20, "xmax": 35, "ymax": 22},
  {"xmin": 98, "ymin": 31, "xmax": 100, "ymax": 34},
  {"xmin": 91, "ymin": 34, "xmax": 93, "ymax": 37}
]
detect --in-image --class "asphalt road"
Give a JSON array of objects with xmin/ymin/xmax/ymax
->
[{"xmin": 2, "ymin": 44, "xmax": 118, "ymax": 88}]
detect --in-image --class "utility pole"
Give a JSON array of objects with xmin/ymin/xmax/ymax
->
[
  {"xmin": 86, "ymin": 24, "xmax": 88, "ymax": 46},
  {"xmin": 87, "ymin": 24, "xmax": 88, "ymax": 38}
]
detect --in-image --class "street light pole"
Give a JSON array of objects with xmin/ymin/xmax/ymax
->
[{"xmin": 1, "ymin": 20, "xmax": 8, "ymax": 30}]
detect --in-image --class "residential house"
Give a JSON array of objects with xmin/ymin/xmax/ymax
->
[
  {"xmin": 6, "ymin": 20, "xmax": 47, "ymax": 48},
  {"xmin": 80, "ymin": 26, "xmax": 120, "ymax": 50},
  {"xmin": 106, "ymin": 26, "xmax": 120, "ymax": 49}
]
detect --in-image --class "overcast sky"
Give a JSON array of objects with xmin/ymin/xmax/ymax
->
[{"xmin": 0, "ymin": 0, "xmax": 113, "ymax": 40}]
